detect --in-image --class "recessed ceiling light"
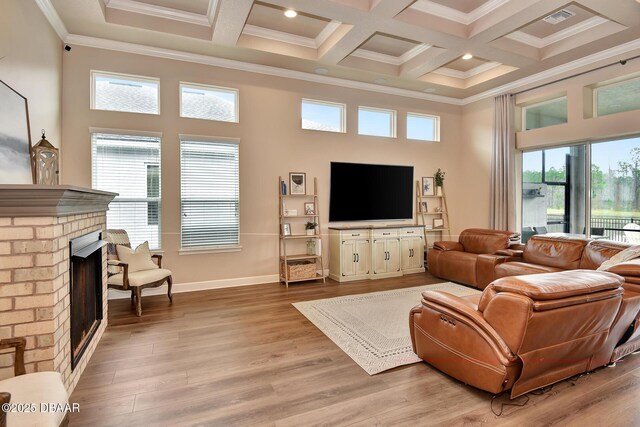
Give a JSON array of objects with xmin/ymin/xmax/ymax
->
[
  {"xmin": 314, "ymin": 67, "xmax": 329, "ymax": 75},
  {"xmin": 374, "ymin": 78, "xmax": 386, "ymax": 85},
  {"xmin": 423, "ymin": 88, "xmax": 436, "ymax": 93},
  {"xmin": 284, "ymin": 9, "xmax": 297, "ymax": 18},
  {"xmin": 462, "ymin": 53, "xmax": 473, "ymax": 60}
]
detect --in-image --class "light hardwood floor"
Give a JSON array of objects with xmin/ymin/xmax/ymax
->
[{"xmin": 69, "ymin": 273, "xmax": 640, "ymax": 426}]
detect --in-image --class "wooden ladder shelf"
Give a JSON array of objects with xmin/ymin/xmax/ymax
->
[
  {"xmin": 416, "ymin": 180, "xmax": 451, "ymax": 254},
  {"xmin": 278, "ymin": 176, "xmax": 327, "ymax": 287}
]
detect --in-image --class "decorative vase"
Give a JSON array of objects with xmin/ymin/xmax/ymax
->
[
  {"xmin": 436, "ymin": 186, "xmax": 443, "ymax": 196},
  {"xmin": 306, "ymin": 240, "xmax": 316, "ymax": 255},
  {"xmin": 306, "ymin": 229, "xmax": 314, "ymax": 236}
]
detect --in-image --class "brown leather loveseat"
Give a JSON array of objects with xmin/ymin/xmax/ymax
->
[
  {"xmin": 410, "ymin": 270, "xmax": 625, "ymax": 397},
  {"xmin": 427, "ymin": 228, "xmax": 520, "ymax": 289}
]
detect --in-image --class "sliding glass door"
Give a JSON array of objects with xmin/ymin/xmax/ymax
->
[
  {"xmin": 590, "ymin": 136, "xmax": 640, "ymax": 243},
  {"xmin": 522, "ymin": 136, "xmax": 640, "ymax": 243},
  {"xmin": 522, "ymin": 145, "xmax": 586, "ymax": 241}
]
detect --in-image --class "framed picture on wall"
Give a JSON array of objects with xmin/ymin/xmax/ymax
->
[
  {"xmin": 304, "ymin": 202, "xmax": 316, "ymax": 215},
  {"xmin": 422, "ymin": 177, "xmax": 435, "ymax": 196},
  {"xmin": 0, "ymin": 80, "xmax": 33, "ymax": 184},
  {"xmin": 289, "ymin": 172, "xmax": 306, "ymax": 195}
]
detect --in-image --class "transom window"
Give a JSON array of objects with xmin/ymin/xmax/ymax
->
[
  {"xmin": 358, "ymin": 106, "xmax": 396, "ymax": 138},
  {"xmin": 595, "ymin": 77, "xmax": 640, "ymax": 117},
  {"xmin": 301, "ymin": 99, "xmax": 346, "ymax": 133},
  {"xmin": 180, "ymin": 82, "xmax": 239, "ymax": 122},
  {"xmin": 91, "ymin": 71, "xmax": 160, "ymax": 115},
  {"xmin": 522, "ymin": 96, "xmax": 567, "ymax": 131},
  {"xmin": 406, "ymin": 112, "xmax": 440, "ymax": 141}
]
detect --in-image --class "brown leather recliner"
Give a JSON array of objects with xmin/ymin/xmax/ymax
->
[
  {"xmin": 493, "ymin": 236, "xmax": 640, "ymax": 364},
  {"xmin": 427, "ymin": 228, "xmax": 519, "ymax": 289},
  {"xmin": 410, "ymin": 270, "xmax": 624, "ymax": 398}
]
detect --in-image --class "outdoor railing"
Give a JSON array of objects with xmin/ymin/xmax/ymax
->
[{"xmin": 545, "ymin": 214, "xmax": 640, "ymax": 242}]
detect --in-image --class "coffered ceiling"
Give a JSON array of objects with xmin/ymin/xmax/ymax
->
[{"xmin": 39, "ymin": 0, "xmax": 640, "ymax": 104}]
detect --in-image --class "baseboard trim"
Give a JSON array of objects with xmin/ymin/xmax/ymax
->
[{"xmin": 107, "ymin": 273, "xmax": 280, "ymax": 299}]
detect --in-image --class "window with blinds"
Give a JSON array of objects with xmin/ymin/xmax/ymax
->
[
  {"xmin": 91, "ymin": 132, "xmax": 161, "ymax": 249},
  {"xmin": 180, "ymin": 138, "xmax": 240, "ymax": 249}
]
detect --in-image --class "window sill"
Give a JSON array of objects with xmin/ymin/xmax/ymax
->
[{"xmin": 179, "ymin": 245, "xmax": 242, "ymax": 255}]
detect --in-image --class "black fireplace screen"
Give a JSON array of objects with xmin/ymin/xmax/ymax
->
[{"xmin": 69, "ymin": 230, "xmax": 105, "ymax": 370}]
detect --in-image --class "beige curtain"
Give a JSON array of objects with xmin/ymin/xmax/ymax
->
[{"xmin": 490, "ymin": 94, "xmax": 516, "ymax": 231}]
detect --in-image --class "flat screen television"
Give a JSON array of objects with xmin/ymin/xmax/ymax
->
[{"xmin": 329, "ymin": 162, "xmax": 413, "ymax": 222}]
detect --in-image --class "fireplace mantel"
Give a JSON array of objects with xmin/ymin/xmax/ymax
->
[{"xmin": 0, "ymin": 185, "xmax": 117, "ymax": 217}]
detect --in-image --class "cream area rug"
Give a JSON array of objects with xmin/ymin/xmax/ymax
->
[{"xmin": 293, "ymin": 283, "xmax": 480, "ymax": 375}]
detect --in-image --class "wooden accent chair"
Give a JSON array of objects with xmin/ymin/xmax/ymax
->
[
  {"xmin": 105, "ymin": 229, "xmax": 173, "ymax": 317},
  {"xmin": 0, "ymin": 337, "xmax": 69, "ymax": 427}
]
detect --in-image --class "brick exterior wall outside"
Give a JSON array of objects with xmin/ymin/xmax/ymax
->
[{"xmin": 0, "ymin": 212, "xmax": 108, "ymax": 393}]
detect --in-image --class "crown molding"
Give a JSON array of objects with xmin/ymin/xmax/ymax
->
[
  {"xmin": 432, "ymin": 61, "xmax": 502, "ymax": 79},
  {"xmin": 64, "ymin": 34, "xmax": 465, "ymax": 105},
  {"xmin": 243, "ymin": 21, "xmax": 343, "ymax": 50},
  {"xmin": 410, "ymin": 0, "xmax": 510, "ymax": 25},
  {"xmin": 316, "ymin": 21, "xmax": 342, "ymax": 47},
  {"xmin": 206, "ymin": 0, "xmax": 219, "ymax": 25},
  {"xmin": 505, "ymin": 16, "xmax": 609, "ymax": 48},
  {"xmin": 351, "ymin": 49, "xmax": 403, "ymax": 65},
  {"xmin": 400, "ymin": 43, "xmax": 432, "ymax": 63},
  {"xmin": 105, "ymin": 0, "xmax": 211, "ymax": 27},
  {"xmin": 242, "ymin": 25, "xmax": 317, "ymax": 48},
  {"xmin": 463, "ymin": 37, "xmax": 640, "ymax": 104},
  {"xmin": 351, "ymin": 43, "xmax": 432, "ymax": 66},
  {"xmin": 34, "ymin": 0, "xmax": 69, "ymax": 40},
  {"xmin": 63, "ymin": 33, "xmax": 640, "ymax": 107}
]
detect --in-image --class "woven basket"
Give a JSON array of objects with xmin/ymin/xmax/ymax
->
[{"xmin": 282, "ymin": 260, "xmax": 316, "ymax": 280}]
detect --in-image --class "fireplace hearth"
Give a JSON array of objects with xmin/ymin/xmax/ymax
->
[{"xmin": 69, "ymin": 230, "xmax": 106, "ymax": 370}]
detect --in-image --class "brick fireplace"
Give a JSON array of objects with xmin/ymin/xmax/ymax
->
[{"xmin": 0, "ymin": 185, "xmax": 116, "ymax": 393}]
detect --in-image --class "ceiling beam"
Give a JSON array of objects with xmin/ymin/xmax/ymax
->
[
  {"xmin": 211, "ymin": 0, "xmax": 253, "ymax": 45},
  {"xmin": 574, "ymin": 0, "xmax": 640, "ymax": 28}
]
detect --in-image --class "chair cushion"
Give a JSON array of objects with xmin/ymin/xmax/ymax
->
[
  {"xmin": 495, "ymin": 262, "xmax": 563, "ymax": 279},
  {"xmin": 1, "ymin": 372, "xmax": 68, "ymax": 427},
  {"xmin": 116, "ymin": 241, "xmax": 158, "ymax": 273},
  {"xmin": 438, "ymin": 251, "xmax": 478, "ymax": 286},
  {"xmin": 108, "ymin": 268, "xmax": 172, "ymax": 287},
  {"xmin": 523, "ymin": 236, "xmax": 588, "ymax": 270},
  {"xmin": 489, "ymin": 269, "xmax": 624, "ymax": 301}
]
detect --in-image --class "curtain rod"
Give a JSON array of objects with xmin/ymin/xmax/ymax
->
[{"xmin": 510, "ymin": 54, "xmax": 640, "ymax": 97}]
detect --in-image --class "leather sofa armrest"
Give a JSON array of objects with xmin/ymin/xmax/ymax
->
[
  {"xmin": 606, "ymin": 259, "xmax": 640, "ymax": 277},
  {"xmin": 433, "ymin": 241, "xmax": 464, "ymax": 252},
  {"xmin": 476, "ymin": 254, "xmax": 519, "ymax": 290},
  {"xmin": 421, "ymin": 291, "xmax": 515, "ymax": 360},
  {"xmin": 509, "ymin": 243, "xmax": 525, "ymax": 251},
  {"xmin": 495, "ymin": 249, "xmax": 523, "ymax": 257}
]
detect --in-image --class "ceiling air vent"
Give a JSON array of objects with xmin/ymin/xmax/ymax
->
[{"xmin": 543, "ymin": 9, "xmax": 576, "ymax": 24}]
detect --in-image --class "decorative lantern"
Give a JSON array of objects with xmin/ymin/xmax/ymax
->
[{"xmin": 31, "ymin": 129, "xmax": 59, "ymax": 185}]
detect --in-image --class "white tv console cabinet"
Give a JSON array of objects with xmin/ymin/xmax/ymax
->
[{"xmin": 328, "ymin": 225, "xmax": 425, "ymax": 282}]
